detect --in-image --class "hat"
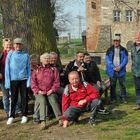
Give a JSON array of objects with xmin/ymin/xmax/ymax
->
[
  {"xmin": 135, "ymin": 32, "xmax": 140, "ymax": 44},
  {"xmin": 113, "ymin": 36, "xmax": 121, "ymax": 41},
  {"xmin": 13, "ymin": 38, "xmax": 23, "ymax": 44}
]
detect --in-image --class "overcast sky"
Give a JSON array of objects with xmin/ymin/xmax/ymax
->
[{"xmin": 59, "ymin": 0, "xmax": 86, "ymax": 38}]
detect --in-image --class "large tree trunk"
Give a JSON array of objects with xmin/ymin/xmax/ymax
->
[{"xmin": 0, "ymin": 0, "xmax": 59, "ymax": 56}]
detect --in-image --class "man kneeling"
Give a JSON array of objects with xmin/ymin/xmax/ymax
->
[{"xmin": 62, "ymin": 71, "xmax": 101, "ymax": 127}]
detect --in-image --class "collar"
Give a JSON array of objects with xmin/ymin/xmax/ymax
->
[{"xmin": 69, "ymin": 83, "xmax": 83, "ymax": 93}]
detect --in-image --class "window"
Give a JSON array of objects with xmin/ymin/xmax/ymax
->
[
  {"xmin": 91, "ymin": 2, "xmax": 96, "ymax": 9},
  {"xmin": 137, "ymin": 9, "xmax": 140, "ymax": 16},
  {"xmin": 126, "ymin": 10, "xmax": 133, "ymax": 22},
  {"xmin": 113, "ymin": 10, "xmax": 121, "ymax": 22}
]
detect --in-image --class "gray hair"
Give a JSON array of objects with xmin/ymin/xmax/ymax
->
[
  {"xmin": 50, "ymin": 52, "xmax": 58, "ymax": 57},
  {"xmin": 40, "ymin": 53, "xmax": 50, "ymax": 63}
]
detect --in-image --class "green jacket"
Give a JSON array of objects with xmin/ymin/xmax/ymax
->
[{"xmin": 131, "ymin": 43, "xmax": 140, "ymax": 77}]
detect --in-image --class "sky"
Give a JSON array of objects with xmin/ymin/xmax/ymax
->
[{"xmin": 58, "ymin": 0, "xmax": 86, "ymax": 38}]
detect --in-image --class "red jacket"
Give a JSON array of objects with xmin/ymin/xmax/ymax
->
[
  {"xmin": 31, "ymin": 65, "xmax": 60, "ymax": 94},
  {"xmin": 62, "ymin": 82, "xmax": 100, "ymax": 118}
]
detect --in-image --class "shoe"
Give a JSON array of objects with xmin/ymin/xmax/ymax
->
[
  {"xmin": 98, "ymin": 109, "xmax": 110, "ymax": 115},
  {"xmin": 133, "ymin": 105, "xmax": 140, "ymax": 110},
  {"xmin": 40, "ymin": 121, "xmax": 46, "ymax": 130},
  {"xmin": 120, "ymin": 97, "xmax": 127, "ymax": 104},
  {"xmin": 88, "ymin": 118, "xmax": 96, "ymax": 126},
  {"xmin": 58, "ymin": 120, "xmax": 63, "ymax": 126},
  {"xmin": 33, "ymin": 118, "xmax": 41, "ymax": 124},
  {"xmin": 110, "ymin": 99, "xmax": 117, "ymax": 104},
  {"xmin": 7, "ymin": 117, "xmax": 14, "ymax": 125},
  {"xmin": 21, "ymin": 116, "xmax": 28, "ymax": 124}
]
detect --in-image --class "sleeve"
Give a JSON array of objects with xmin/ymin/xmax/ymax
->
[
  {"xmin": 0, "ymin": 52, "xmax": 3, "ymax": 74},
  {"xmin": 62, "ymin": 85, "xmax": 71, "ymax": 120},
  {"xmin": 106, "ymin": 50, "xmax": 115, "ymax": 69},
  {"xmin": 5, "ymin": 52, "xmax": 11, "ymax": 89},
  {"xmin": 85, "ymin": 83, "xmax": 100, "ymax": 102},
  {"xmin": 51, "ymin": 68, "xmax": 60, "ymax": 92},
  {"xmin": 120, "ymin": 49, "xmax": 128, "ymax": 69},
  {"xmin": 31, "ymin": 70, "xmax": 40, "ymax": 94},
  {"xmin": 26, "ymin": 54, "xmax": 31, "ymax": 88}
]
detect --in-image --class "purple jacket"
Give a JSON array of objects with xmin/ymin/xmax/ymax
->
[{"xmin": 31, "ymin": 65, "xmax": 60, "ymax": 94}]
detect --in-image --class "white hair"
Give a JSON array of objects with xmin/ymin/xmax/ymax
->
[
  {"xmin": 40, "ymin": 53, "xmax": 50, "ymax": 62},
  {"xmin": 50, "ymin": 52, "xmax": 58, "ymax": 57}
]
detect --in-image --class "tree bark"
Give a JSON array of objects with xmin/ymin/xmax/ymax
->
[{"xmin": 0, "ymin": 0, "xmax": 59, "ymax": 56}]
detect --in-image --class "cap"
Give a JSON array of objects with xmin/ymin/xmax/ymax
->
[
  {"xmin": 13, "ymin": 38, "xmax": 23, "ymax": 44},
  {"xmin": 113, "ymin": 36, "xmax": 121, "ymax": 41}
]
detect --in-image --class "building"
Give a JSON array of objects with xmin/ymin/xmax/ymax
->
[{"xmin": 86, "ymin": 0, "xmax": 140, "ymax": 52}]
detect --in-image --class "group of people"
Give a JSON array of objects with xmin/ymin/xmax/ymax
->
[{"xmin": 0, "ymin": 32, "xmax": 140, "ymax": 130}]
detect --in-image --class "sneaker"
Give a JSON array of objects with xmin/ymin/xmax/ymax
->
[
  {"xmin": 7, "ymin": 117, "xmax": 14, "ymax": 125},
  {"xmin": 120, "ymin": 97, "xmax": 127, "ymax": 104},
  {"xmin": 40, "ymin": 121, "xmax": 46, "ymax": 130},
  {"xmin": 88, "ymin": 118, "xmax": 96, "ymax": 126},
  {"xmin": 98, "ymin": 109, "xmax": 110, "ymax": 115},
  {"xmin": 133, "ymin": 105, "xmax": 140, "ymax": 110},
  {"xmin": 21, "ymin": 116, "xmax": 28, "ymax": 124},
  {"xmin": 33, "ymin": 118, "xmax": 41, "ymax": 124}
]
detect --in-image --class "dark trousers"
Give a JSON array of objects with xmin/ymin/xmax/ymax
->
[
  {"xmin": 133, "ymin": 76, "xmax": 140, "ymax": 106},
  {"xmin": 110, "ymin": 73, "xmax": 126, "ymax": 101},
  {"xmin": 9, "ymin": 80, "xmax": 28, "ymax": 118},
  {"xmin": 64, "ymin": 99, "xmax": 101, "ymax": 121}
]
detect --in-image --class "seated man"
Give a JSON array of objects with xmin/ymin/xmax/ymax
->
[{"xmin": 62, "ymin": 71, "xmax": 101, "ymax": 127}]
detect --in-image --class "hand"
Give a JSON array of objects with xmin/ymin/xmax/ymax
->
[
  {"xmin": 47, "ymin": 89, "xmax": 53, "ymax": 96},
  {"xmin": 38, "ymin": 90, "xmax": 46, "ymax": 95},
  {"xmin": 63, "ymin": 120, "xmax": 69, "ymax": 128},
  {"xmin": 97, "ymin": 81, "xmax": 101, "ymax": 87},
  {"xmin": 77, "ymin": 66, "xmax": 86, "ymax": 72},
  {"xmin": 114, "ymin": 66, "xmax": 120, "ymax": 72},
  {"xmin": 78, "ymin": 99, "xmax": 87, "ymax": 106},
  {"xmin": 0, "ymin": 73, "xmax": 3, "ymax": 79}
]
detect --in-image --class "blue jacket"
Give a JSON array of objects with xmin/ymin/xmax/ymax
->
[
  {"xmin": 5, "ymin": 50, "xmax": 31, "ymax": 89},
  {"xmin": 106, "ymin": 45, "xmax": 128, "ymax": 78}
]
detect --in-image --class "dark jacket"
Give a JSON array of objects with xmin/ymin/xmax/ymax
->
[
  {"xmin": 65, "ymin": 60, "xmax": 87, "ymax": 84},
  {"xmin": 131, "ymin": 43, "xmax": 140, "ymax": 77},
  {"xmin": 106, "ymin": 45, "xmax": 128, "ymax": 78},
  {"xmin": 85, "ymin": 61, "xmax": 101, "ymax": 84}
]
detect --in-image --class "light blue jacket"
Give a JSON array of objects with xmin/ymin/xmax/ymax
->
[{"xmin": 5, "ymin": 50, "xmax": 31, "ymax": 89}]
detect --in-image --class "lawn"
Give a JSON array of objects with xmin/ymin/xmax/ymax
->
[{"xmin": 0, "ymin": 71, "xmax": 139, "ymax": 140}]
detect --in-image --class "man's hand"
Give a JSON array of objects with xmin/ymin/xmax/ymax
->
[
  {"xmin": 0, "ymin": 73, "xmax": 3, "ymax": 79},
  {"xmin": 114, "ymin": 66, "xmax": 120, "ymax": 72},
  {"xmin": 38, "ymin": 90, "xmax": 46, "ymax": 95},
  {"xmin": 47, "ymin": 89, "xmax": 53, "ymax": 96},
  {"xmin": 78, "ymin": 99, "xmax": 87, "ymax": 106},
  {"xmin": 77, "ymin": 66, "xmax": 86, "ymax": 72}
]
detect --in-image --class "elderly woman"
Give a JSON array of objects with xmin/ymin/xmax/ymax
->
[{"xmin": 31, "ymin": 53, "xmax": 61, "ymax": 130}]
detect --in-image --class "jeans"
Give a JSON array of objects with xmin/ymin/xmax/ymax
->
[
  {"xmin": 110, "ymin": 72, "xmax": 127, "ymax": 101},
  {"xmin": 0, "ymin": 81, "xmax": 9, "ymax": 113},
  {"xmin": 64, "ymin": 99, "xmax": 101, "ymax": 121},
  {"xmin": 133, "ymin": 76, "xmax": 140, "ymax": 106}
]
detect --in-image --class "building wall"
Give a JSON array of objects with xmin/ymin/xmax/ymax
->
[{"xmin": 86, "ymin": 0, "xmax": 140, "ymax": 52}]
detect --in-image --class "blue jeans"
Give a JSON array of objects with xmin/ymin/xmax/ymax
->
[
  {"xmin": 0, "ymin": 81, "xmax": 21, "ymax": 114},
  {"xmin": 64, "ymin": 99, "xmax": 101, "ymax": 121},
  {"xmin": 0, "ymin": 81, "xmax": 9, "ymax": 113},
  {"xmin": 133, "ymin": 76, "xmax": 140, "ymax": 106},
  {"xmin": 110, "ymin": 73, "xmax": 127, "ymax": 101}
]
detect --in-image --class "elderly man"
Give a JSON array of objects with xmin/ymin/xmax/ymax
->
[
  {"xmin": 106, "ymin": 36, "xmax": 128, "ymax": 104},
  {"xmin": 5, "ymin": 38, "xmax": 31, "ymax": 125},
  {"xmin": 65, "ymin": 51, "xmax": 87, "ymax": 85},
  {"xmin": 31, "ymin": 53, "xmax": 61, "ymax": 130},
  {"xmin": 62, "ymin": 71, "xmax": 100, "ymax": 127},
  {"xmin": 131, "ymin": 32, "xmax": 140, "ymax": 110}
]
